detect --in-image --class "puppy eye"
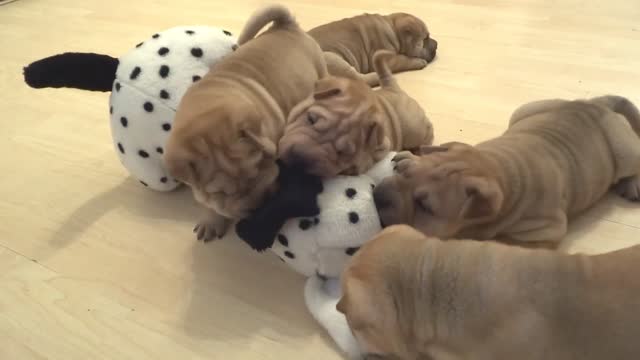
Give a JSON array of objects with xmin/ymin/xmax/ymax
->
[
  {"xmin": 415, "ymin": 198, "xmax": 433, "ymax": 215},
  {"xmin": 307, "ymin": 112, "xmax": 318, "ymax": 125}
]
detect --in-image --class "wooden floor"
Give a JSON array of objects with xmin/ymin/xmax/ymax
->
[{"xmin": 1, "ymin": 0, "xmax": 640, "ymax": 358}]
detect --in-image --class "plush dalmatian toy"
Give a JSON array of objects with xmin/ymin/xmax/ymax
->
[
  {"xmin": 236, "ymin": 152, "xmax": 397, "ymax": 358},
  {"xmin": 24, "ymin": 26, "xmax": 237, "ymax": 191}
]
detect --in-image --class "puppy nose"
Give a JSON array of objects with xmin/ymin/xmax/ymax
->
[
  {"xmin": 284, "ymin": 146, "xmax": 310, "ymax": 171},
  {"xmin": 373, "ymin": 187, "xmax": 392, "ymax": 210},
  {"xmin": 430, "ymin": 38, "xmax": 438, "ymax": 51}
]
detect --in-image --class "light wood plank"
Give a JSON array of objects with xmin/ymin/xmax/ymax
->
[{"xmin": 1, "ymin": 0, "xmax": 640, "ymax": 358}]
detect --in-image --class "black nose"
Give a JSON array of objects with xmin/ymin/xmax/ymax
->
[
  {"xmin": 373, "ymin": 187, "xmax": 391, "ymax": 210},
  {"xmin": 284, "ymin": 147, "xmax": 310, "ymax": 171},
  {"xmin": 431, "ymin": 38, "xmax": 438, "ymax": 51}
]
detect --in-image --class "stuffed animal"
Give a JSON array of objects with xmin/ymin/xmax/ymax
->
[
  {"xmin": 236, "ymin": 152, "xmax": 397, "ymax": 358},
  {"xmin": 23, "ymin": 26, "xmax": 238, "ymax": 191}
]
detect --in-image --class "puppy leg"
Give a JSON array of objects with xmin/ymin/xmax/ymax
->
[
  {"xmin": 386, "ymin": 54, "xmax": 428, "ymax": 72},
  {"xmin": 323, "ymin": 52, "xmax": 380, "ymax": 87},
  {"xmin": 602, "ymin": 112, "xmax": 640, "ymax": 201},
  {"xmin": 614, "ymin": 176, "xmax": 640, "ymax": 201},
  {"xmin": 194, "ymin": 209, "xmax": 231, "ymax": 242},
  {"xmin": 504, "ymin": 210, "xmax": 568, "ymax": 244}
]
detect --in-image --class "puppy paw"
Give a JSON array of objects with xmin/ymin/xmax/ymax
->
[
  {"xmin": 392, "ymin": 151, "xmax": 419, "ymax": 174},
  {"xmin": 194, "ymin": 215, "xmax": 230, "ymax": 242},
  {"xmin": 614, "ymin": 175, "xmax": 640, "ymax": 202},
  {"xmin": 415, "ymin": 58, "xmax": 428, "ymax": 69}
]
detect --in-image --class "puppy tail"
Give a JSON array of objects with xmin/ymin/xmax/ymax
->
[
  {"xmin": 591, "ymin": 95, "xmax": 640, "ymax": 137},
  {"xmin": 237, "ymin": 4, "xmax": 298, "ymax": 45},
  {"xmin": 372, "ymin": 50, "xmax": 399, "ymax": 91}
]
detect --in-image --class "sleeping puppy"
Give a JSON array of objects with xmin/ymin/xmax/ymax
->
[
  {"xmin": 278, "ymin": 50, "xmax": 433, "ymax": 177},
  {"xmin": 309, "ymin": 13, "xmax": 438, "ymax": 84},
  {"xmin": 338, "ymin": 224, "xmax": 640, "ymax": 360},
  {"xmin": 164, "ymin": 4, "xmax": 327, "ymax": 241},
  {"xmin": 374, "ymin": 95, "xmax": 640, "ymax": 244}
]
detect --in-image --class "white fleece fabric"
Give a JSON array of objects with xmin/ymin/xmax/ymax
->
[
  {"xmin": 108, "ymin": 26, "xmax": 237, "ymax": 191},
  {"xmin": 269, "ymin": 152, "xmax": 397, "ymax": 358}
]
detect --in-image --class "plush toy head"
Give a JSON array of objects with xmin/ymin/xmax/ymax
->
[
  {"xmin": 236, "ymin": 152, "xmax": 397, "ymax": 278},
  {"xmin": 24, "ymin": 26, "xmax": 237, "ymax": 191}
]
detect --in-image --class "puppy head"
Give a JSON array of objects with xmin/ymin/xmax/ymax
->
[
  {"xmin": 337, "ymin": 225, "xmax": 433, "ymax": 359},
  {"xmin": 164, "ymin": 93, "xmax": 279, "ymax": 219},
  {"xmin": 278, "ymin": 76, "xmax": 390, "ymax": 177},
  {"xmin": 373, "ymin": 143, "xmax": 503, "ymax": 238},
  {"xmin": 389, "ymin": 13, "xmax": 438, "ymax": 62}
]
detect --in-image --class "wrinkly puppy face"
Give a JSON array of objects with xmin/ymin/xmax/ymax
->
[
  {"xmin": 389, "ymin": 13, "xmax": 438, "ymax": 63},
  {"xmin": 337, "ymin": 225, "xmax": 431, "ymax": 360},
  {"xmin": 164, "ymin": 94, "xmax": 279, "ymax": 219},
  {"xmin": 373, "ymin": 143, "xmax": 504, "ymax": 238},
  {"xmin": 278, "ymin": 76, "xmax": 390, "ymax": 177}
]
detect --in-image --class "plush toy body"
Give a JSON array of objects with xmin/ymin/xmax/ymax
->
[
  {"xmin": 236, "ymin": 152, "xmax": 396, "ymax": 358},
  {"xmin": 24, "ymin": 26, "xmax": 237, "ymax": 191}
]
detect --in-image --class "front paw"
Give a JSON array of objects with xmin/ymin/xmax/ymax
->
[
  {"xmin": 194, "ymin": 216, "xmax": 230, "ymax": 242},
  {"xmin": 392, "ymin": 151, "xmax": 419, "ymax": 174}
]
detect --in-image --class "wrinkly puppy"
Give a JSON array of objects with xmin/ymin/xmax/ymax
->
[
  {"xmin": 338, "ymin": 224, "xmax": 640, "ymax": 360},
  {"xmin": 278, "ymin": 50, "xmax": 433, "ymax": 177},
  {"xmin": 164, "ymin": 5, "xmax": 327, "ymax": 241},
  {"xmin": 309, "ymin": 13, "xmax": 438, "ymax": 87},
  {"xmin": 375, "ymin": 96, "xmax": 640, "ymax": 244}
]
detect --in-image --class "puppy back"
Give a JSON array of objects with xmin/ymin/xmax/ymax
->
[{"xmin": 238, "ymin": 4, "xmax": 299, "ymax": 45}]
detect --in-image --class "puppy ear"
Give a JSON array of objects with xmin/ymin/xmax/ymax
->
[
  {"xmin": 164, "ymin": 137, "xmax": 209, "ymax": 185},
  {"xmin": 393, "ymin": 14, "xmax": 422, "ymax": 38},
  {"xmin": 313, "ymin": 77, "xmax": 343, "ymax": 100},
  {"xmin": 336, "ymin": 295, "xmax": 347, "ymax": 314},
  {"xmin": 365, "ymin": 119, "xmax": 390, "ymax": 157},
  {"xmin": 459, "ymin": 176, "xmax": 503, "ymax": 221},
  {"xmin": 242, "ymin": 130, "xmax": 276, "ymax": 158},
  {"xmin": 337, "ymin": 275, "xmax": 377, "ymax": 325}
]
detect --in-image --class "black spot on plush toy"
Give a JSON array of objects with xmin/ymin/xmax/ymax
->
[
  {"xmin": 235, "ymin": 152, "xmax": 398, "ymax": 359},
  {"xmin": 23, "ymin": 26, "xmax": 237, "ymax": 191}
]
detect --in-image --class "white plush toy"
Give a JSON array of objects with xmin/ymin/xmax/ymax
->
[
  {"xmin": 236, "ymin": 152, "xmax": 397, "ymax": 358},
  {"xmin": 24, "ymin": 26, "xmax": 237, "ymax": 191}
]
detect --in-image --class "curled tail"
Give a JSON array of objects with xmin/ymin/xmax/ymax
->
[
  {"xmin": 237, "ymin": 4, "xmax": 298, "ymax": 45},
  {"xmin": 591, "ymin": 95, "xmax": 640, "ymax": 137},
  {"xmin": 372, "ymin": 50, "xmax": 399, "ymax": 91},
  {"xmin": 23, "ymin": 52, "xmax": 118, "ymax": 92}
]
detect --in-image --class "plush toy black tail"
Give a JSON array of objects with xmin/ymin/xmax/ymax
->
[
  {"xmin": 23, "ymin": 52, "xmax": 118, "ymax": 92},
  {"xmin": 236, "ymin": 161, "xmax": 324, "ymax": 252}
]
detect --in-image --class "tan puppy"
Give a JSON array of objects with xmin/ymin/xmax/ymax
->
[
  {"xmin": 164, "ymin": 5, "xmax": 327, "ymax": 241},
  {"xmin": 309, "ymin": 13, "xmax": 438, "ymax": 83},
  {"xmin": 338, "ymin": 224, "xmax": 640, "ymax": 360},
  {"xmin": 278, "ymin": 50, "xmax": 434, "ymax": 177},
  {"xmin": 374, "ymin": 96, "xmax": 640, "ymax": 244}
]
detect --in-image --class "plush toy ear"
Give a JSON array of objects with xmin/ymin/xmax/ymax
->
[{"xmin": 24, "ymin": 52, "xmax": 118, "ymax": 92}]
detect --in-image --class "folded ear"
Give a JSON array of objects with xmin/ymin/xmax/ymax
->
[
  {"xmin": 163, "ymin": 137, "xmax": 209, "ymax": 185},
  {"xmin": 459, "ymin": 176, "xmax": 503, "ymax": 222},
  {"xmin": 242, "ymin": 130, "xmax": 276, "ymax": 158},
  {"xmin": 365, "ymin": 119, "xmax": 390, "ymax": 157},
  {"xmin": 313, "ymin": 77, "xmax": 343, "ymax": 100},
  {"xmin": 392, "ymin": 14, "xmax": 423, "ymax": 38}
]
